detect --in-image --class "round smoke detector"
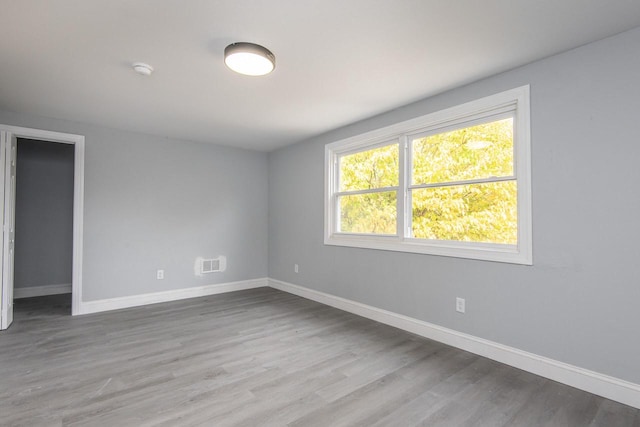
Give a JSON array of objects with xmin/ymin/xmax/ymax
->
[{"xmin": 132, "ymin": 62, "xmax": 154, "ymax": 76}]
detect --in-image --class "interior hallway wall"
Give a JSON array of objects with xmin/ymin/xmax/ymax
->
[
  {"xmin": 0, "ymin": 112, "xmax": 269, "ymax": 302},
  {"xmin": 15, "ymin": 139, "xmax": 74, "ymax": 291}
]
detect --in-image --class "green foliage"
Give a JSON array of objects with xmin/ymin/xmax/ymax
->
[
  {"xmin": 411, "ymin": 118, "xmax": 516, "ymax": 244},
  {"xmin": 339, "ymin": 144, "xmax": 398, "ymax": 234},
  {"xmin": 340, "ymin": 192, "xmax": 396, "ymax": 234},
  {"xmin": 337, "ymin": 118, "xmax": 517, "ymax": 244},
  {"xmin": 411, "ymin": 182, "xmax": 517, "ymax": 244},
  {"xmin": 412, "ymin": 118, "xmax": 513, "ymax": 185},
  {"xmin": 340, "ymin": 144, "xmax": 398, "ymax": 191}
]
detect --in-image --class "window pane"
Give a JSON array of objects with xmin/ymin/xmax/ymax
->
[
  {"xmin": 412, "ymin": 118, "xmax": 513, "ymax": 185},
  {"xmin": 340, "ymin": 143, "xmax": 398, "ymax": 191},
  {"xmin": 411, "ymin": 181, "xmax": 517, "ymax": 244},
  {"xmin": 339, "ymin": 191, "xmax": 396, "ymax": 234}
]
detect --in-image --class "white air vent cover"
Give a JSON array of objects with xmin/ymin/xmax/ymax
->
[
  {"xmin": 202, "ymin": 259, "xmax": 220, "ymax": 273},
  {"xmin": 195, "ymin": 256, "xmax": 226, "ymax": 276}
]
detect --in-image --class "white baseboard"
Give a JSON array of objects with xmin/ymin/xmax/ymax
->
[
  {"xmin": 268, "ymin": 278, "xmax": 640, "ymax": 409},
  {"xmin": 14, "ymin": 284, "xmax": 72, "ymax": 299},
  {"xmin": 78, "ymin": 278, "xmax": 268, "ymax": 315},
  {"xmin": 68, "ymin": 276, "xmax": 640, "ymax": 408}
]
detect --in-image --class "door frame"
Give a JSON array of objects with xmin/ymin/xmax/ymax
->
[{"xmin": 0, "ymin": 125, "xmax": 85, "ymax": 324}]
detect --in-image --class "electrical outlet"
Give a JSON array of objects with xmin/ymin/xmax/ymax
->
[
  {"xmin": 294, "ymin": 264, "xmax": 299, "ymax": 273},
  {"xmin": 456, "ymin": 297, "xmax": 465, "ymax": 313},
  {"xmin": 157, "ymin": 269, "xmax": 164, "ymax": 280}
]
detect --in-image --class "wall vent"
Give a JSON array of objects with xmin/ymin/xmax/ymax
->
[
  {"xmin": 195, "ymin": 256, "xmax": 226, "ymax": 276},
  {"xmin": 202, "ymin": 258, "xmax": 220, "ymax": 273}
]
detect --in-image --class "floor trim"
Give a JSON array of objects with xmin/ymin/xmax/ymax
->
[
  {"xmin": 69, "ymin": 276, "xmax": 640, "ymax": 408},
  {"xmin": 268, "ymin": 278, "xmax": 640, "ymax": 409},
  {"xmin": 77, "ymin": 278, "xmax": 268, "ymax": 315},
  {"xmin": 14, "ymin": 284, "xmax": 72, "ymax": 299}
]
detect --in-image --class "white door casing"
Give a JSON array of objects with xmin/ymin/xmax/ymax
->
[
  {"xmin": 0, "ymin": 131, "xmax": 7, "ymax": 329},
  {"xmin": 0, "ymin": 125, "xmax": 85, "ymax": 329},
  {"xmin": 0, "ymin": 132, "xmax": 16, "ymax": 329}
]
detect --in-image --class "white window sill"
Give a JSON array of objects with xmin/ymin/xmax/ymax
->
[{"xmin": 325, "ymin": 234, "xmax": 532, "ymax": 265}]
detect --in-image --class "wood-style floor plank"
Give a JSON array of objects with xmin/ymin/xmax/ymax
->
[{"xmin": 0, "ymin": 288, "xmax": 638, "ymax": 426}]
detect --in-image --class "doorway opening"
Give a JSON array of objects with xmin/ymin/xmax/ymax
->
[
  {"xmin": 0, "ymin": 125, "xmax": 85, "ymax": 330},
  {"xmin": 13, "ymin": 139, "xmax": 75, "ymax": 314}
]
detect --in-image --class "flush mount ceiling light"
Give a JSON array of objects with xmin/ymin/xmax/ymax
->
[
  {"xmin": 224, "ymin": 42, "xmax": 275, "ymax": 76},
  {"xmin": 132, "ymin": 62, "xmax": 154, "ymax": 76}
]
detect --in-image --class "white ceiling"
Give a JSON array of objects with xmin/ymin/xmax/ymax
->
[{"xmin": 1, "ymin": 1, "xmax": 640, "ymax": 151}]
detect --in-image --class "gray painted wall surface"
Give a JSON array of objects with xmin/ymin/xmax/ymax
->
[
  {"xmin": 0, "ymin": 112, "xmax": 269, "ymax": 301},
  {"xmin": 268, "ymin": 27, "xmax": 640, "ymax": 384},
  {"xmin": 15, "ymin": 139, "xmax": 74, "ymax": 289}
]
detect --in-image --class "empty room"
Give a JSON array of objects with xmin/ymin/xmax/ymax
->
[{"xmin": 1, "ymin": 1, "xmax": 640, "ymax": 425}]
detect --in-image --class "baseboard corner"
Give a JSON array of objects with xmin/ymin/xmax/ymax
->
[{"xmin": 267, "ymin": 277, "xmax": 640, "ymax": 409}]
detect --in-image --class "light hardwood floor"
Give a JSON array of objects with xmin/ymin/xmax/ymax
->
[{"xmin": 0, "ymin": 288, "xmax": 638, "ymax": 426}]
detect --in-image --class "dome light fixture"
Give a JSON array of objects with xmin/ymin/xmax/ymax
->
[
  {"xmin": 132, "ymin": 62, "xmax": 154, "ymax": 76},
  {"xmin": 224, "ymin": 42, "xmax": 275, "ymax": 76}
]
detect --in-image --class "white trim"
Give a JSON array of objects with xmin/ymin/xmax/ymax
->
[
  {"xmin": 71, "ymin": 138, "xmax": 85, "ymax": 316},
  {"xmin": 324, "ymin": 85, "xmax": 532, "ymax": 265},
  {"xmin": 78, "ymin": 278, "xmax": 268, "ymax": 315},
  {"xmin": 14, "ymin": 284, "xmax": 72, "ymax": 299},
  {"xmin": 268, "ymin": 278, "xmax": 640, "ymax": 409},
  {"xmin": 324, "ymin": 235, "xmax": 528, "ymax": 264},
  {"xmin": 0, "ymin": 131, "xmax": 10, "ymax": 329},
  {"xmin": 0, "ymin": 125, "xmax": 85, "ymax": 316}
]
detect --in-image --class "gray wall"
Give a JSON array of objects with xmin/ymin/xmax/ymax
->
[
  {"xmin": 15, "ymin": 139, "xmax": 74, "ymax": 289},
  {"xmin": 268, "ymin": 26, "xmax": 640, "ymax": 384},
  {"xmin": 0, "ymin": 112, "xmax": 269, "ymax": 301}
]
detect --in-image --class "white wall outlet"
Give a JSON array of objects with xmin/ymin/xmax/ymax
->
[
  {"xmin": 456, "ymin": 297, "xmax": 465, "ymax": 313},
  {"xmin": 157, "ymin": 269, "xmax": 164, "ymax": 280},
  {"xmin": 294, "ymin": 264, "xmax": 299, "ymax": 273}
]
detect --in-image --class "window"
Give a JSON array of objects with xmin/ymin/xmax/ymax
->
[
  {"xmin": 325, "ymin": 86, "xmax": 532, "ymax": 264},
  {"xmin": 338, "ymin": 143, "xmax": 399, "ymax": 235}
]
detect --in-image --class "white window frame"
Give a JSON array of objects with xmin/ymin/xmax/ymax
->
[{"xmin": 324, "ymin": 85, "xmax": 532, "ymax": 265}]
